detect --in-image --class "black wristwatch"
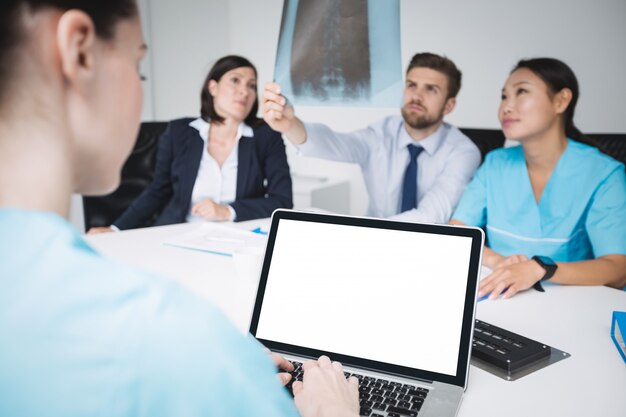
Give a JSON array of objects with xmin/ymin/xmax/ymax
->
[{"xmin": 531, "ymin": 255, "xmax": 558, "ymax": 292}]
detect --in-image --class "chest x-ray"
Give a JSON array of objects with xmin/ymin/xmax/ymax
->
[{"xmin": 274, "ymin": 0, "xmax": 402, "ymax": 107}]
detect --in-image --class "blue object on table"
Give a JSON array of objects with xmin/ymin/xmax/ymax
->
[
  {"xmin": 611, "ymin": 311, "xmax": 626, "ymax": 364},
  {"xmin": 251, "ymin": 227, "xmax": 268, "ymax": 235}
]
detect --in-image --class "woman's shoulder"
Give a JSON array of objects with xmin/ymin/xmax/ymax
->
[
  {"xmin": 569, "ymin": 139, "xmax": 623, "ymax": 165},
  {"xmin": 566, "ymin": 139, "xmax": 625, "ymax": 178},
  {"xmin": 160, "ymin": 118, "xmax": 205, "ymax": 147},
  {"xmin": 167, "ymin": 117, "xmax": 198, "ymax": 131}
]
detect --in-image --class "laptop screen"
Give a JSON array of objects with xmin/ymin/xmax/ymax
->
[{"xmin": 250, "ymin": 210, "xmax": 483, "ymax": 387}]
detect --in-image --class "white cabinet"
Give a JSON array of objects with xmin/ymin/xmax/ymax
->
[{"xmin": 292, "ymin": 174, "xmax": 350, "ymax": 214}]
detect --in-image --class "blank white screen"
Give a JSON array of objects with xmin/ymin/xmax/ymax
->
[{"xmin": 256, "ymin": 219, "xmax": 473, "ymax": 376}]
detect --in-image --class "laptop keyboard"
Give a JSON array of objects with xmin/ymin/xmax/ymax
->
[{"xmin": 286, "ymin": 360, "xmax": 429, "ymax": 417}]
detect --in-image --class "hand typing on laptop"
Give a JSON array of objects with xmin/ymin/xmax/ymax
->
[
  {"xmin": 292, "ymin": 356, "xmax": 359, "ymax": 417},
  {"xmin": 251, "ymin": 211, "xmax": 484, "ymax": 417},
  {"xmin": 272, "ymin": 352, "xmax": 359, "ymax": 417},
  {"xmin": 271, "ymin": 352, "xmax": 295, "ymax": 385}
]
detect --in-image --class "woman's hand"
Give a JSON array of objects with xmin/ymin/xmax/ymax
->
[
  {"xmin": 493, "ymin": 254, "xmax": 528, "ymax": 269},
  {"xmin": 87, "ymin": 226, "xmax": 115, "ymax": 234},
  {"xmin": 293, "ymin": 356, "xmax": 359, "ymax": 417},
  {"xmin": 190, "ymin": 199, "xmax": 230, "ymax": 221},
  {"xmin": 481, "ymin": 246, "xmax": 519, "ymax": 269},
  {"xmin": 479, "ymin": 259, "xmax": 545, "ymax": 300},
  {"xmin": 269, "ymin": 352, "xmax": 295, "ymax": 386}
]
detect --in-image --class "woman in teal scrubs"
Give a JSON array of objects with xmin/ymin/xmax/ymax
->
[{"xmin": 451, "ymin": 58, "xmax": 626, "ymax": 299}]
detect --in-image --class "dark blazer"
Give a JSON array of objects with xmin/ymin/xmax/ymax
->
[{"xmin": 114, "ymin": 118, "xmax": 293, "ymax": 229}]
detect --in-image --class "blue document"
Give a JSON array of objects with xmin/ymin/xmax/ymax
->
[{"xmin": 611, "ymin": 311, "xmax": 626, "ymax": 364}]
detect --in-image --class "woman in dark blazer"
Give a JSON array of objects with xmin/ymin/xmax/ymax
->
[{"xmin": 89, "ymin": 55, "xmax": 292, "ymax": 232}]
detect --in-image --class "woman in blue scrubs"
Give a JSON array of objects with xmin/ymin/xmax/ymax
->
[{"xmin": 451, "ymin": 58, "xmax": 626, "ymax": 299}]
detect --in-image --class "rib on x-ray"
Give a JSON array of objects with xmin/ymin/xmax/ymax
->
[{"xmin": 274, "ymin": 0, "xmax": 401, "ymax": 107}]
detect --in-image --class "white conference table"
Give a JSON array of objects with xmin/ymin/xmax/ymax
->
[{"xmin": 85, "ymin": 221, "xmax": 626, "ymax": 417}]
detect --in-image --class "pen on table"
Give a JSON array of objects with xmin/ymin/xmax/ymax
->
[{"xmin": 477, "ymin": 293, "xmax": 489, "ymax": 302}]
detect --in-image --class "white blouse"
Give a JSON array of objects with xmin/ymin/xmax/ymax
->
[{"xmin": 186, "ymin": 118, "xmax": 254, "ymax": 223}]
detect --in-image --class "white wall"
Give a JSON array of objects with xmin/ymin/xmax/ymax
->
[
  {"xmin": 144, "ymin": 0, "xmax": 626, "ymax": 215},
  {"xmin": 138, "ymin": 0, "xmax": 155, "ymax": 120},
  {"xmin": 147, "ymin": 0, "xmax": 230, "ymax": 120},
  {"xmin": 400, "ymin": 0, "xmax": 626, "ymax": 133}
]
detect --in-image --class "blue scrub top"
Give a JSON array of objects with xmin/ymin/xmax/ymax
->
[
  {"xmin": 453, "ymin": 139, "xmax": 626, "ymax": 261},
  {"xmin": 0, "ymin": 209, "xmax": 298, "ymax": 417}
]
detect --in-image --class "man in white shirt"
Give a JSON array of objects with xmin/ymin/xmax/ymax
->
[{"xmin": 263, "ymin": 52, "xmax": 481, "ymax": 224}]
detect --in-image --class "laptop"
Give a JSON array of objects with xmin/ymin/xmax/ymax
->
[{"xmin": 249, "ymin": 210, "xmax": 484, "ymax": 417}]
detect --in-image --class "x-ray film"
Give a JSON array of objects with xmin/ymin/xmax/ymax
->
[{"xmin": 274, "ymin": 0, "xmax": 402, "ymax": 107}]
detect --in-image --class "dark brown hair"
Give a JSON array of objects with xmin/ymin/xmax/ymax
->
[
  {"xmin": 407, "ymin": 52, "xmax": 462, "ymax": 99},
  {"xmin": 200, "ymin": 55, "xmax": 260, "ymax": 126},
  {"xmin": 0, "ymin": 0, "xmax": 137, "ymax": 106}
]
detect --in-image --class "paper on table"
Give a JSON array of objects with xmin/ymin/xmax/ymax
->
[{"xmin": 164, "ymin": 223, "xmax": 267, "ymax": 256}]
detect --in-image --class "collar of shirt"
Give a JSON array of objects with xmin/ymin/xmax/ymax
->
[
  {"xmin": 397, "ymin": 121, "xmax": 449, "ymax": 156},
  {"xmin": 188, "ymin": 117, "xmax": 254, "ymax": 142}
]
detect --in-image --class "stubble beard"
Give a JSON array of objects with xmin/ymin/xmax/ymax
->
[{"xmin": 401, "ymin": 105, "xmax": 445, "ymax": 130}]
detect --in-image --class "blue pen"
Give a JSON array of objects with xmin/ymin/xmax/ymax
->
[{"xmin": 251, "ymin": 227, "xmax": 268, "ymax": 236}]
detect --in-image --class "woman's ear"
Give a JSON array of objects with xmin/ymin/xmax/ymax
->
[
  {"xmin": 56, "ymin": 10, "xmax": 97, "ymax": 86},
  {"xmin": 554, "ymin": 88, "xmax": 573, "ymax": 114},
  {"xmin": 208, "ymin": 79, "xmax": 218, "ymax": 97}
]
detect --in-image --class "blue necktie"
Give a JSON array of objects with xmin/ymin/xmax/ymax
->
[{"xmin": 401, "ymin": 144, "xmax": 424, "ymax": 212}]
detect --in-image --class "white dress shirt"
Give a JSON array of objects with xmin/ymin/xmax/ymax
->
[
  {"xmin": 186, "ymin": 118, "xmax": 254, "ymax": 222},
  {"xmin": 296, "ymin": 116, "xmax": 481, "ymax": 224}
]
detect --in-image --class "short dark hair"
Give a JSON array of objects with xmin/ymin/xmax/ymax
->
[
  {"xmin": 0, "ymin": 0, "xmax": 137, "ymax": 106},
  {"xmin": 407, "ymin": 52, "xmax": 462, "ymax": 99},
  {"xmin": 200, "ymin": 55, "xmax": 260, "ymax": 126}
]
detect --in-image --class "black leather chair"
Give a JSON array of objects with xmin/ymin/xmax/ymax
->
[
  {"xmin": 458, "ymin": 129, "xmax": 626, "ymax": 167},
  {"xmin": 83, "ymin": 121, "xmax": 168, "ymax": 231},
  {"xmin": 82, "ymin": 125, "xmax": 623, "ymax": 231},
  {"xmin": 459, "ymin": 128, "xmax": 506, "ymax": 161}
]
